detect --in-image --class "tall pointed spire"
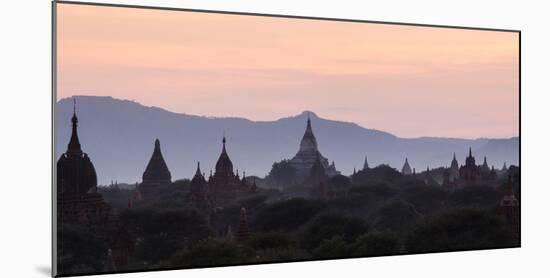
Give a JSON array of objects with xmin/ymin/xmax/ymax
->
[
  {"xmin": 299, "ymin": 112, "xmax": 318, "ymax": 152},
  {"xmin": 401, "ymin": 157, "xmax": 412, "ymax": 175},
  {"xmin": 481, "ymin": 156, "xmax": 490, "ymax": 171},
  {"xmin": 363, "ymin": 155, "xmax": 369, "ymax": 170},
  {"xmin": 215, "ymin": 135, "xmax": 234, "ymax": 176},
  {"xmin": 469, "ymin": 147, "xmax": 472, "ymax": 157},
  {"xmin": 67, "ymin": 97, "xmax": 82, "ymax": 156},
  {"xmin": 195, "ymin": 161, "xmax": 202, "ymax": 176}
]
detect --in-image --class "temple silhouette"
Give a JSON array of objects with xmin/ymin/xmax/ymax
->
[
  {"xmin": 289, "ymin": 113, "xmax": 340, "ymax": 182},
  {"xmin": 56, "ymin": 99, "xmax": 110, "ymax": 225},
  {"xmin": 56, "ymin": 100, "xmax": 520, "ymax": 274},
  {"xmin": 56, "ymin": 99, "xmax": 133, "ymax": 273},
  {"xmin": 142, "ymin": 139, "xmax": 172, "ymax": 186}
]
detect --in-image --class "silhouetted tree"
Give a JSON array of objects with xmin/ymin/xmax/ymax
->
[
  {"xmin": 329, "ymin": 174, "xmax": 351, "ymax": 188},
  {"xmin": 405, "ymin": 208, "xmax": 513, "ymax": 253},
  {"xmin": 267, "ymin": 160, "xmax": 297, "ymax": 188},
  {"xmin": 370, "ymin": 200, "xmax": 422, "ymax": 234},
  {"xmin": 312, "ymin": 236, "xmax": 349, "ymax": 259},
  {"xmin": 351, "ymin": 232, "xmax": 400, "ymax": 256},
  {"xmin": 400, "ymin": 184, "xmax": 448, "ymax": 214},
  {"xmin": 168, "ymin": 239, "xmax": 253, "ymax": 267},
  {"xmin": 349, "ymin": 183, "xmax": 398, "ymax": 201},
  {"xmin": 119, "ymin": 209, "xmax": 212, "ymax": 263},
  {"xmin": 255, "ymin": 198, "xmax": 325, "ymax": 232},
  {"xmin": 302, "ymin": 213, "xmax": 369, "ymax": 250},
  {"xmin": 450, "ymin": 185, "xmax": 500, "ymax": 208},
  {"xmin": 57, "ymin": 224, "xmax": 108, "ymax": 275}
]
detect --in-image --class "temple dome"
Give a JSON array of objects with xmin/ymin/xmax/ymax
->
[{"xmin": 57, "ymin": 99, "xmax": 97, "ymax": 194}]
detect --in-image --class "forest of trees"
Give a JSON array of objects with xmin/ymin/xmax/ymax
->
[{"xmin": 58, "ymin": 165, "xmax": 520, "ymax": 275}]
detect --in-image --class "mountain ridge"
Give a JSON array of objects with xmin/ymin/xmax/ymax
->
[{"xmin": 55, "ymin": 96, "xmax": 519, "ymax": 185}]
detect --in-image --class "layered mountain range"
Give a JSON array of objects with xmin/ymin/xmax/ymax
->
[{"xmin": 55, "ymin": 96, "xmax": 519, "ymax": 185}]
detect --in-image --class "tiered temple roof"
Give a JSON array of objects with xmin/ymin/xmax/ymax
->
[
  {"xmin": 207, "ymin": 137, "xmax": 247, "ymax": 206},
  {"xmin": 289, "ymin": 113, "xmax": 339, "ymax": 181}
]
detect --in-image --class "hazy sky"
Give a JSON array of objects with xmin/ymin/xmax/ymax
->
[{"xmin": 56, "ymin": 3, "xmax": 519, "ymax": 139}]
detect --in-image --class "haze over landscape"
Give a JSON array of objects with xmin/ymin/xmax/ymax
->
[
  {"xmin": 55, "ymin": 96, "xmax": 518, "ymax": 185},
  {"xmin": 54, "ymin": 3, "xmax": 521, "ymax": 275}
]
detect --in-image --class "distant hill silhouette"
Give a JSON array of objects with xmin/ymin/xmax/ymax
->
[{"xmin": 55, "ymin": 96, "xmax": 519, "ymax": 185}]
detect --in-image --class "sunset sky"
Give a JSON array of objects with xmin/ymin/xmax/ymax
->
[{"xmin": 56, "ymin": 3, "xmax": 519, "ymax": 139}]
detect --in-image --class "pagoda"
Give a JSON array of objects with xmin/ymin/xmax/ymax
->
[
  {"xmin": 499, "ymin": 175, "xmax": 519, "ymax": 245},
  {"xmin": 235, "ymin": 207, "xmax": 250, "ymax": 242},
  {"xmin": 141, "ymin": 139, "xmax": 172, "ymax": 186},
  {"xmin": 449, "ymin": 153, "xmax": 460, "ymax": 181},
  {"xmin": 289, "ymin": 113, "xmax": 339, "ymax": 182},
  {"xmin": 363, "ymin": 155, "xmax": 370, "ymax": 170},
  {"xmin": 458, "ymin": 147, "xmax": 480, "ymax": 185},
  {"xmin": 207, "ymin": 136, "xmax": 247, "ymax": 206},
  {"xmin": 56, "ymin": 98, "xmax": 110, "ymax": 225},
  {"xmin": 401, "ymin": 158, "xmax": 412, "ymax": 175},
  {"xmin": 188, "ymin": 162, "xmax": 210, "ymax": 209}
]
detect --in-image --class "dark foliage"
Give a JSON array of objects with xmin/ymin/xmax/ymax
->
[
  {"xmin": 57, "ymin": 224, "xmax": 108, "ymax": 275},
  {"xmin": 119, "ymin": 209, "xmax": 212, "ymax": 263},
  {"xmin": 302, "ymin": 213, "xmax": 369, "ymax": 250},
  {"xmin": 168, "ymin": 239, "xmax": 254, "ymax": 267},
  {"xmin": 405, "ymin": 208, "xmax": 513, "ymax": 253},
  {"xmin": 350, "ymin": 232, "xmax": 400, "ymax": 257},
  {"xmin": 370, "ymin": 200, "xmax": 422, "ymax": 234},
  {"xmin": 352, "ymin": 165, "xmax": 403, "ymax": 184},
  {"xmin": 329, "ymin": 174, "xmax": 352, "ymax": 188},
  {"xmin": 246, "ymin": 232, "xmax": 297, "ymax": 250},
  {"xmin": 400, "ymin": 184, "xmax": 448, "ymax": 214},
  {"xmin": 267, "ymin": 160, "xmax": 298, "ymax": 188},
  {"xmin": 349, "ymin": 183, "xmax": 399, "ymax": 201},
  {"xmin": 450, "ymin": 186, "xmax": 500, "ymax": 208},
  {"xmin": 255, "ymin": 198, "xmax": 325, "ymax": 232}
]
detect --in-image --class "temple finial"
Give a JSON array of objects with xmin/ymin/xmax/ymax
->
[
  {"xmin": 195, "ymin": 161, "xmax": 201, "ymax": 176},
  {"xmin": 67, "ymin": 97, "xmax": 82, "ymax": 155}
]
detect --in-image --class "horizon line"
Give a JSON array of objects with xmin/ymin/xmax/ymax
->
[{"xmin": 57, "ymin": 94, "xmax": 519, "ymax": 141}]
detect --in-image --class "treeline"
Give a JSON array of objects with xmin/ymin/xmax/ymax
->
[{"xmin": 58, "ymin": 165, "xmax": 519, "ymax": 274}]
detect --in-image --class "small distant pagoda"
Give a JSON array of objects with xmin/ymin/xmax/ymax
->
[
  {"xmin": 401, "ymin": 158, "xmax": 412, "ymax": 175},
  {"xmin": 141, "ymin": 139, "xmax": 172, "ymax": 186},
  {"xmin": 458, "ymin": 147, "xmax": 480, "ymax": 185},
  {"xmin": 449, "ymin": 153, "xmax": 460, "ymax": 181},
  {"xmin": 499, "ymin": 175, "xmax": 519, "ymax": 245},
  {"xmin": 207, "ymin": 136, "xmax": 249, "ymax": 206},
  {"xmin": 363, "ymin": 155, "xmax": 370, "ymax": 170},
  {"xmin": 289, "ymin": 113, "xmax": 339, "ymax": 182},
  {"xmin": 188, "ymin": 162, "xmax": 210, "ymax": 210},
  {"xmin": 235, "ymin": 207, "xmax": 250, "ymax": 242}
]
